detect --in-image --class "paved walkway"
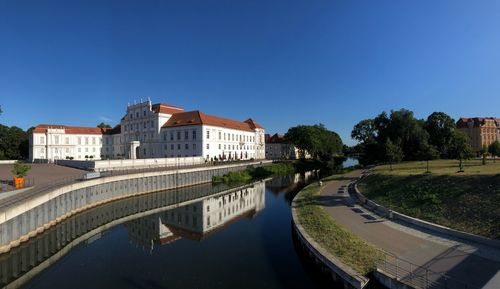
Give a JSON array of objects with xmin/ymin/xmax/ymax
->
[
  {"xmin": 319, "ymin": 170, "xmax": 500, "ymax": 289},
  {"xmin": 0, "ymin": 164, "xmax": 86, "ymax": 192}
]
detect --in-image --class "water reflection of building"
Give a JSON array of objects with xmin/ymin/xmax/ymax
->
[
  {"xmin": 0, "ymin": 181, "xmax": 264, "ymax": 288},
  {"xmin": 125, "ymin": 181, "xmax": 265, "ymax": 252},
  {"xmin": 266, "ymin": 171, "xmax": 315, "ymax": 195}
]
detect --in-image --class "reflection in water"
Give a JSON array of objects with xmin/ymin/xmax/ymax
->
[
  {"xmin": 126, "ymin": 182, "xmax": 265, "ymax": 252},
  {"xmin": 0, "ymin": 181, "xmax": 265, "ymax": 288}
]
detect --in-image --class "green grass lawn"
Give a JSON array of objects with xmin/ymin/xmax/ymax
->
[
  {"xmin": 358, "ymin": 159, "xmax": 500, "ymax": 239},
  {"xmin": 294, "ymin": 182, "xmax": 382, "ymax": 275}
]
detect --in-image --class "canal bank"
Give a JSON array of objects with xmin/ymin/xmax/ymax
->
[
  {"xmin": 295, "ymin": 169, "xmax": 500, "ymax": 289},
  {"xmin": 1, "ymin": 172, "xmax": 343, "ymax": 289},
  {"xmin": 0, "ymin": 161, "xmax": 271, "ymax": 253}
]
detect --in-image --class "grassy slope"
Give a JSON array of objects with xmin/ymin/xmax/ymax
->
[
  {"xmin": 358, "ymin": 160, "xmax": 500, "ymax": 239},
  {"xmin": 294, "ymin": 181, "xmax": 381, "ymax": 275}
]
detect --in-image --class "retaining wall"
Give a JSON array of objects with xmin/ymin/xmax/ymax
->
[
  {"xmin": 352, "ymin": 176, "xmax": 500, "ymax": 249},
  {"xmin": 291, "ymin": 184, "xmax": 369, "ymax": 289},
  {"xmin": 0, "ymin": 161, "xmax": 268, "ymax": 253}
]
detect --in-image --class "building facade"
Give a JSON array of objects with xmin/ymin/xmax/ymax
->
[
  {"xmin": 457, "ymin": 117, "xmax": 500, "ymax": 154},
  {"xmin": 265, "ymin": 133, "xmax": 311, "ymax": 160},
  {"xmin": 29, "ymin": 99, "xmax": 265, "ymax": 162}
]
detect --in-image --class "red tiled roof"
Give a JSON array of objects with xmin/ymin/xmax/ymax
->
[
  {"xmin": 244, "ymin": 118, "xmax": 263, "ymax": 129},
  {"xmin": 457, "ymin": 117, "xmax": 500, "ymax": 128},
  {"xmin": 266, "ymin": 133, "xmax": 287, "ymax": 143},
  {"xmin": 152, "ymin": 103, "xmax": 184, "ymax": 115},
  {"xmin": 162, "ymin": 111, "xmax": 262, "ymax": 132},
  {"xmin": 106, "ymin": 124, "xmax": 121, "ymax": 135},
  {"xmin": 32, "ymin": 124, "xmax": 109, "ymax": 135}
]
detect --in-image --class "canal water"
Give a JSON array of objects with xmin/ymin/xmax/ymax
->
[{"xmin": 0, "ymin": 171, "xmax": 349, "ymax": 289}]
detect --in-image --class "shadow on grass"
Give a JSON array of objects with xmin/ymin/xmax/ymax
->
[{"xmin": 359, "ymin": 173, "xmax": 500, "ymax": 239}]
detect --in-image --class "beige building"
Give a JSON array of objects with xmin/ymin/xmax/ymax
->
[
  {"xmin": 265, "ymin": 133, "xmax": 311, "ymax": 160},
  {"xmin": 457, "ymin": 117, "xmax": 500, "ymax": 154}
]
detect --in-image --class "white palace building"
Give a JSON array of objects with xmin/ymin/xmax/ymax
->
[{"xmin": 29, "ymin": 99, "xmax": 265, "ymax": 162}]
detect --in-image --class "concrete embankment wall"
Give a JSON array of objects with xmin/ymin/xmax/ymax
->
[
  {"xmin": 291, "ymin": 184, "xmax": 369, "ymax": 289},
  {"xmin": 0, "ymin": 183, "xmax": 256, "ymax": 288},
  {"xmin": 352, "ymin": 175, "xmax": 500, "ymax": 249},
  {"xmin": 0, "ymin": 161, "xmax": 269, "ymax": 253}
]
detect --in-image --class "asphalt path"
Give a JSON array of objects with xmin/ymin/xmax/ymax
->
[{"xmin": 318, "ymin": 170, "xmax": 500, "ymax": 289}]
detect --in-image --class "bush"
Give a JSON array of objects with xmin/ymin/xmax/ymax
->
[{"xmin": 11, "ymin": 162, "xmax": 31, "ymax": 177}]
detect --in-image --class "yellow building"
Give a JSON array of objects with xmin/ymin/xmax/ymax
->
[{"xmin": 457, "ymin": 117, "xmax": 500, "ymax": 154}]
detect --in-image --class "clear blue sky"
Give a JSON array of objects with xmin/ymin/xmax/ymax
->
[{"xmin": 1, "ymin": 0, "xmax": 499, "ymax": 145}]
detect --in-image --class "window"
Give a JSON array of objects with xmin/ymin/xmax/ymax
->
[
  {"xmin": 219, "ymin": 131, "xmax": 221, "ymax": 140},
  {"xmin": 171, "ymin": 144, "xmax": 174, "ymax": 150},
  {"xmin": 207, "ymin": 216, "xmax": 210, "ymax": 226},
  {"xmin": 170, "ymin": 132, "xmax": 174, "ymax": 140},
  {"xmin": 93, "ymin": 148, "xmax": 96, "ymax": 152},
  {"xmin": 177, "ymin": 144, "xmax": 181, "ymax": 150},
  {"xmin": 206, "ymin": 130, "xmax": 210, "ymax": 139},
  {"xmin": 207, "ymin": 205, "xmax": 210, "ymax": 212},
  {"xmin": 143, "ymin": 110, "xmax": 146, "ymax": 116},
  {"xmin": 78, "ymin": 148, "xmax": 81, "ymax": 152},
  {"xmin": 206, "ymin": 144, "xmax": 210, "ymax": 149},
  {"xmin": 185, "ymin": 143, "xmax": 188, "ymax": 149},
  {"xmin": 54, "ymin": 148, "xmax": 58, "ymax": 153},
  {"xmin": 177, "ymin": 131, "xmax": 181, "ymax": 140},
  {"xmin": 92, "ymin": 137, "xmax": 96, "ymax": 145},
  {"xmin": 54, "ymin": 135, "xmax": 59, "ymax": 144},
  {"xmin": 224, "ymin": 133, "xmax": 226, "ymax": 140},
  {"xmin": 185, "ymin": 131, "xmax": 188, "ymax": 140},
  {"xmin": 40, "ymin": 148, "xmax": 45, "ymax": 153},
  {"xmin": 163, "ymin": 134, "xmax": 167, "ymax": 141},
  {"xmin": 66, "ymin": 137, "xmax": 69, "ymax": 145},
  {"xmin": 151, "ymin": 120, "xmax": 154, "ymax": 128},
  {"xmin": 85, "ymin": 148, "xmax": 88, "ymax": 152},
  {"xmin": 224, "ymin": 144, "xmax": 226, "ymax": 149},
  {"xmin": 136, "ymin": 112, "xmax": 139, "ymax": 118},
  {"xmin": 192, "ymin": 130, "xmax": 197, "ymax": 139},
  {"xmin": 85, "ymin": 137, "xmax": 89, "ymax": 145},
  {"xmin": 193, "ymin": 143, "xmax": 196, "ymax": 150},
  {"xmin": 219, "ymin": 144, "xmax": 221, "ymax": 149}
]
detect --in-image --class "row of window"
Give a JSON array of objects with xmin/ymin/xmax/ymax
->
[
  {"xmin": 39, "ymin": 136, "xmax": 102, "ymax": 145},
  {"xmin": 123, "ymin": 120, "xmax": 155, "ymax": 132}
]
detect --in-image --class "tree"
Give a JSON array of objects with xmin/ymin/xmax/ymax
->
[
  {"xmin": 488, "ymin": 141, "xmax": 500, "ymax": 162},
  {"xmin": 97, "ymin": 122, "xmax": 111, "ymax": 129},
  {"xmin": 425, "ymin": 112, "xmax": 456, "ymax": 158},
  {"xmin": 419, "ymin": 144, "xmax": 439, "ymax": 173},
  {"xmin": 0, "ymin": 125, "xmax": 29, "ymax": 160},
  {"xmin": 448, "ymin": 130, "xmax": 473, "ymax": 172},
  {"xmin": 480, "ymin": 145, "xmax": 489, "ymax": 165},
  {"xmin": 384, "ymin": 138, "xmax": 403, "ymax": 171},
  {"xmin": 351, "ymin": 119, "xmax": 376, "ymax": 143}
]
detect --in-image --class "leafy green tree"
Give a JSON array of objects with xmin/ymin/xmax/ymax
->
[
  {"xmin": 11, "ymin": 162, "xmax": 31, "ymax": 177},
  {"xmin": 97, "ymin": 122, "xmax": 112, "ymax": 129},
  {"xmin": 448, "ymin": 130, "xmax": 473, "ymax": 172},
  {"xmin": 480, "ymin": 145, "xmax": 489, "ymax": 165},
  {"xmin": 384, "ymin": 138, "xmax": 403, "ymax": 171},
  {"xmin": 488, "ymin": 141, "xmax": 500, "ymax": 162},
  {"xmin": 0, "ymin": 125, "xmax": 29, "ymax": 160},
  {"xmin": 419, "ymin": 144, "xmax": 440, "ymax": 173},
  {"xmin": 285, "ymin": 124, "xmax": 343, "ymax": 166},
  {"xmin": 425, "ymin": 112, "xmax": 456, "ymax": 158},
  {"xmin": 351, "ymin": 119, "xmax": 376, "ymax": 143}
]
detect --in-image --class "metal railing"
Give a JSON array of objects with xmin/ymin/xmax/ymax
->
[{"xmin": 376, "ymin": 250, "xmax": 480, "ymax": 289}]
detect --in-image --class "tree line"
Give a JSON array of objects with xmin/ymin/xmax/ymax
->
[
  {"xmin": 350, "ymin": 109, "xmax": 500, "ymax": 169},
  {"xmin": 284, "ymin": 124, "xmax": 344, "ymax": 172}
]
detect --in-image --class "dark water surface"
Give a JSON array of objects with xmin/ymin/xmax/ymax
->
[{"xmin": 0, "ymin": 172, "xmax": 346, "ymax": 289}]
